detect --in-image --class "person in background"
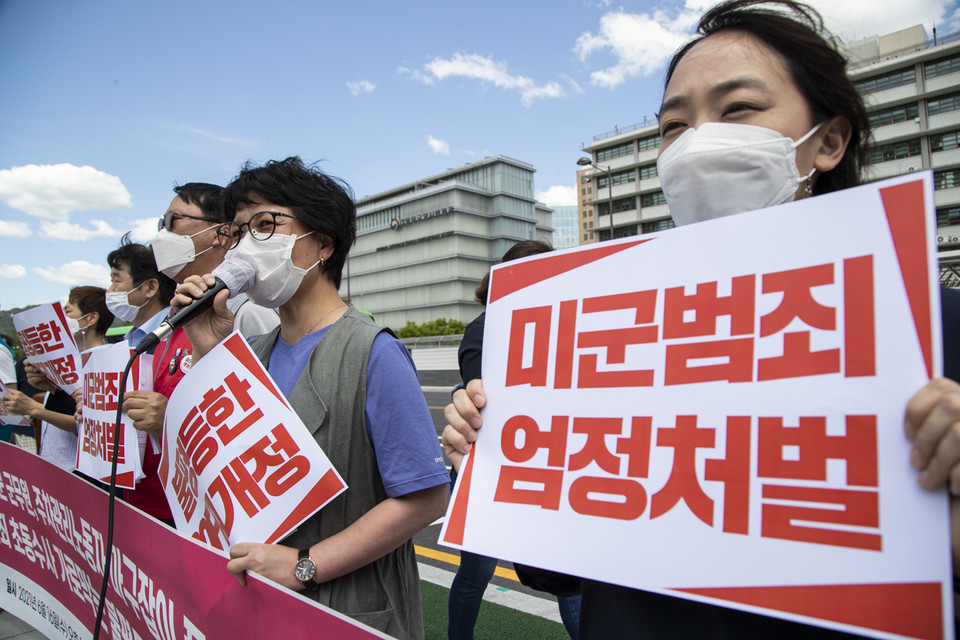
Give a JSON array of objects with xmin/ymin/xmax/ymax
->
[
  {"xmin": 448, "ymin": 239, "xmax": 581, "ymax": 640},
  {"xmin": 0, "ymin": 325, "xmax": 19, "ymax": 444},
  {"xmin": 103, "ymin": 236, "xmax": 176, "ymax": 523},
  {"xmin": 125, "ymin": 182, "xmax": 281, "ymax": 441},
  {"xmin": 174, "ymin": 157, "xmax": 449, "ymax": 639},
  {"xmin": 6, "ymin": 286, "xmax": 114, "ymax": 471},
  {"xmin": 442, "ymin": 1, "xmax": 960, "ymax": 637}
]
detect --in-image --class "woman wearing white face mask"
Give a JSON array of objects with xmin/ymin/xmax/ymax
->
[
  {"xmin": 175, "ymin": 157, "xmax": 449, "ymax": 640},
  {"xmin": 441, "ymin": 1, "xmax": 960, "ymax": 637}
]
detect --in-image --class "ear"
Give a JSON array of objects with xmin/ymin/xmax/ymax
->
[
  {"xmin": 318, "ymin": 234, "xmax": 335, "ymax": 261},
  {"xmin": 813, "ymin": 115, "xmax": 852, "ymax": 174},
  {"xmin": 141, "ymin": 277, "xmax": 160, "ymax": 300},
  {"xmin": 85, "ymin": 312, "xmax": 99, "ymax": 329}
]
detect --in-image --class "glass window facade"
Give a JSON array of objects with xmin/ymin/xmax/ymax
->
[
  {"xmin": 596, "ymin": 142, "xmax": 633, "ymax": 162},
  {"xmin": 925, "ymin": 55, "xmax": 960, "ymax": 79},
  {"xmin": 931, "ymin": 130, "xmax": 960, "ymax": 152},
  {"xmin": 598, "ymin": 169, "xmax": 637, "ymax": 189},
  {"xmin": 928, "ymin": 93, "xmax": 960, "ymax": 116},
  {"xmin": 640, "ymin": 191, "xmax": 667, "ymax": 207},
  {"xmin": 937, "ymin": 207, "xmax": 960, "ymax": 226},
  {"xmin": 864, "ymin": 139, "xmax": 921, "ymax": 164},
  {"xmin": 935, "ymin": 169, "xmax": 960, "ymax": 190},
  {"xmin": 642, "ymin": 219, "xmax": 676, "ymax": 233},
  {"xmin": 868, "ymin": 102, "xmax": 919, "ymax": 127},
  {"xmin": 636, "ymin": 134, "xmax": 661, "ymax": 152},
  {"xmin": 854, "ymin": 67, "xmax": 916, "ymax": 94},
  {"xmin": 638, "ymin": 164, "xmax": 658, "ymax": 179}
]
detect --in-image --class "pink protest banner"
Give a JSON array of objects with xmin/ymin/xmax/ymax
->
[
  {"xmin": 158, "ymin": 332, "xmax": 346, "ymax": 551},
  {"xmin": 13, "ymin": 303, "xmax": 82, "ymax": 395},
  {"xmin": 0, "ymin": 442, "xmax": 388, "ymax": 640},
  {"xmin": 0, "ymin": 380, "xmax": 31, "ymax": 427},
  {"xmin": 441, "ymin": 172, "xmax": 952, "ymax": 639},
  {"xmin": 76, "ymin": 344, "xmax": 152, "ymax": 490}
]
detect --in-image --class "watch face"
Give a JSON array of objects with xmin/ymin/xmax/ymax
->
[{"xmin": 294, "ymin": 558, "xmax": 316, "ymax": 582}]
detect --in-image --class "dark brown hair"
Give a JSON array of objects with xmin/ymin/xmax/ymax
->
[
  {"xmin": 664, "ymin": 0, "xmax": 869, "ymax": 195},
  {"xmin": 68, "ymin": 286, "xmax": 114, "ymax": 336},
  {"xmin": 475, "ymin": 240, "xmax": 553, "ymax": 304}
]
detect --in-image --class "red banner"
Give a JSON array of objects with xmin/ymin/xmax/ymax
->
[{"xmin": 0, "ymin": 443, "xmax": 386, "ymax": 640}]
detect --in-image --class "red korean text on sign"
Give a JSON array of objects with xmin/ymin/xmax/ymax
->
[
  {"xmin": 503, "ymin": 256, "xmax": 875, "ymax": 389},
  {"xmin": 188, "ymin": 372, "xmax": 312, "ymax": 549},
  {"xmin": 492, "ymin": 412, "xmax": 880, "ymax": 551}
]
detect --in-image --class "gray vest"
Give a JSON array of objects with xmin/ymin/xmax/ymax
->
[{"xmin": 250, "ymin": 308, "xmax": 424, "ymax": 639}]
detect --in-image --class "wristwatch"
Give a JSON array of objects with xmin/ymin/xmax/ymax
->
[{"xmin": 294, "ymin": 547, "xmax": 319, "ymax": 590}]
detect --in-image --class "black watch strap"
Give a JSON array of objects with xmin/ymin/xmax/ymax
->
[{"xmin": 297, "ymin": 547, "xmax": 319, "ymax": 590}]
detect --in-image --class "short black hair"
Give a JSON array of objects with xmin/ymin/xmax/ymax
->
[
  {"xmin": 174, "ymin": 182, "xmax": 227, "ymax": 223},
  {"xmin": 223, "ymin": 157, "xmax": 356, "ymax": 289},
  {"xmin": 664, "ymin": 0, "xmax": 869, "ymax": 195},
  {"xmin": 475, "ymin": 240, "xmax": 553, "ymax": 304},
  {"xmin": 106, "ymin": 233, "xmax": 176, "ymax": 305},
  {"xmin": 68, "ymin": 286, "xmax": 115, "ymax": 336}
]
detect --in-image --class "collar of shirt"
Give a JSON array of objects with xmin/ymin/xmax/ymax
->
[{"xmin": 125, "ymin": 307, "xmax": 171, "ymax": 349}]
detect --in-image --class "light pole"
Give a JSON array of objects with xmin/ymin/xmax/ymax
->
[{"xmin": 577, "ymin": 156, "xmax": 614, "ymax": 241}]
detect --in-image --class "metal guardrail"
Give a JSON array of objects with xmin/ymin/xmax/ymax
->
[{"xmin": 400, "ymin": 334, "xmax": 464, "ymax": 349}]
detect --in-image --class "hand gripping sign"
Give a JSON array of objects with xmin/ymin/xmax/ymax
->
[
  {"xmin": 159, "ymin": 332, "xmax": 347, "ymax": 551},
  {"xmin": 12, "ymin": 302, "xmax": 82, "ymax": 395},
  {"xmin": 76, "ymin": 343, "xmax": 151, "ymax": 488},
  {"xmin": 441, "ymin": 173, "xmax": 953, "ymax": 640},
  {"xmin": 0, "ymin": 380, "xmax": 31, "ymax": 427}
]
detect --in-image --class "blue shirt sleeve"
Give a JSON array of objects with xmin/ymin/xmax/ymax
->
[{"xmin": 365, "ymin": 332, "xmax": 449, "ymax": 498}]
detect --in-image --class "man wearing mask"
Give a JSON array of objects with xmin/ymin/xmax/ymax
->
[
  {"xmin": 123, "ymin": 183, "xmax": 280, "ymax": 442},
  {"xmin": 103, "ymin": 236, "xmax": 177, "ymax": 523}
]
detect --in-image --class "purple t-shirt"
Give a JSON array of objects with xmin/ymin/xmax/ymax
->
[{"xmin": 268, "ymin": 326, "xmax": 447, "ymax": 498}]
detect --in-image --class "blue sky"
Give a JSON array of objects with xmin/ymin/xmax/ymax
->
[{"xmin": 1, "ymin": 0, "xmax": 956, "ymax": 309}]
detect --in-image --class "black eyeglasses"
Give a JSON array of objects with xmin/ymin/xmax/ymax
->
[
  {"xmin": 217, "ymin": 211, "xmax": 298, "ymax": 250},
  {"xmin": 158, "ymin": 211, "xmax": 220, "ymax": 232}
]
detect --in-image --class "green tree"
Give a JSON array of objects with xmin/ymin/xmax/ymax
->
[{"xmin": 395, "ymin": 318, "xmax": 465, "ymax": 338}]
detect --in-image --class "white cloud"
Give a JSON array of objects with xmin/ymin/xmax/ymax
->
[
  {"xmin": 427, "ymin": 135, "xmax": 451, "ymax": 155},
  {"xmin": 40, "ymin": 219, "xmax": 122, "ymax": 241},
  {"xmin": 575, "ymin": 9, "xmax": 694, "ymax": 88},
  {"xmin": 346, "ymin": 80, "xmax": 376, "ymax": 96},
  {"xmin": 575, "ymin": 1, "xmax": 954, "ymax": 90},
  {"xmin": 805, "ymin": 0, "xmax": 949, "ymax": 40},
  {"xmin": 33, "ymin": 261, "xmax": 110, "ymax": 286},
  {"xmin": 0, "ymin": 264, "xmax": 27, "ymax": 279},
  {"xmin": 537, "ymin": 185, "xmax": 578, "ymax": 207},
  {"xmin": 129, "ymin": 217, "xmax": 160, "ymax": 243},
  {"xmin": 0, "ymin": 163, "xmax": 132, "ymax": 221},
  {"xmin": 0, "ymin": 220, "xmax": 31, "ymax": 238},
  {"xmin": 406, "ymin": 53, "xmax": 566, "ymax": 107}
]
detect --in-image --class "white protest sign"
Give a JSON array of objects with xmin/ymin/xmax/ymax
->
[
  {"xmin": 159, "ymin": 331, "xmax": 347, "ymax": 551},
  {"xmin": 441, "ymin": 173, "xmax": 951, "ymax": 640},
  {"xmin": 0, "ymin": 380, "xmax": 31, "ymax": 427},
  {"xmin": 12, "ymin": 302, "xmax": 82, "ymax": 395},
  {"xmin": 76, "ymin": 343, "xmax": 151, "ymax": 489}
]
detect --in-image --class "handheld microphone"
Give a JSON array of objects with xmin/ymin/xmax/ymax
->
[{"xmin": 133, "ymin": 258, "xmax": 255, "ymax": 356}]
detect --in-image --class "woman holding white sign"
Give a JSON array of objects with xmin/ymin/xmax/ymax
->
[
  {"xmin": 442, "ymin": 0, "xmax": 960, "ymax": 637},
  {"xmin": 174, "ymin": 157, "xmax": 450, "ymax": 640}
]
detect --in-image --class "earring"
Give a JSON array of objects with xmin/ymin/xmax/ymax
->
[
  {"xmin": 320, "ymin": 256, "xmax": 325, "ymax": 269},
  {"xmin": 803, "ymin": 170, "xmax": 816, "ymax": 197}
]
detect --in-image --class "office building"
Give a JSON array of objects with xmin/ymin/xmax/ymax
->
[
  {"xmin": 551, "ymin": 205, "xmax": 580, "ymax": 249},
  {"xmin": 578, "ymin": 24, "xmax": 960, "ymax": 284},
  {"xmin": 346, "ymin": 155, "xmax": 553, "ymax": 330}
]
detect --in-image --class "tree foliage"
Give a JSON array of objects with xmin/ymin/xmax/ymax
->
[{"xmin": 395, "ymin": 317, "xmax": 465, "ymax": 338}]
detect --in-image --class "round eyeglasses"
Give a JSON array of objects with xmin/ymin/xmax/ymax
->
[
  {"xmin": 216, "ymin": 211, "xmax": 298, "ymax": 250},
  {"xmin": 158, "ymin": 211, "xmax": 220, "ymax": 232}
]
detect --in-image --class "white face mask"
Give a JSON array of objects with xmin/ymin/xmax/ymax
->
[
  {"xmin": 227, "ymin": 230, "xmax": 320, "ymax": 308},
  {"xmin": 657, "ymin": 122, "xmax": 821, "ymax": 226},
  {"xmin": 105, "ymin": 282, "xmax": 147, "ymax": 322},
  {"xmin": 65, "ymin": 312, "xmax": 92, "ymax": 349},
  {"xmin": 151, "ymin": 226, "xmax": 217, "ymax": 279}
]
